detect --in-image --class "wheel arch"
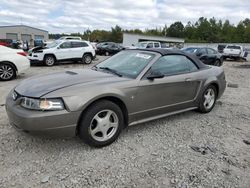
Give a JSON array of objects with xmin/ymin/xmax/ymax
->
[
  {"xmin": 76, "ymin": 96, "xmax": 129, "ymax": 135},
  {"xmin": 210, "ymin": 82, "xmax": 219, "ymax": 96},
  {"xmin": 203, "ymin": 81, "xmax": 219, "ymax": 97},
  {"xmin": 83, "ymin": 52, "xmax": 93, "ymax": 59},
  {"xmin": 43, "ymin": 53, "xmax": 57, "ymax": 61},
  {"xmin": 0, "ymin": 61, "xmax": 18, "ymax": 72}
]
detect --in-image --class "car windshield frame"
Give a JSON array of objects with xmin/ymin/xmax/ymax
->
[{"xmin": 94, "ymin": 50, "xmax": 156, "ymax": 79}]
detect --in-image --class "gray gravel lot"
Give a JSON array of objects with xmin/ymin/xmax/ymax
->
[{"xmin": 0, "ymin": 57, "xmax": 250, "ymax": 188}]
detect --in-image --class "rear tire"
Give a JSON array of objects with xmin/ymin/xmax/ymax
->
[
  {"xmin": 0, "ymin": 63, "xmax": 16, "ymax": 81},
  {"xmin": 44, "ymin": 55, "xmax": 56, "ymax": 66},
  {"xmin": 78, "ymin": 100, "xmax": 124, "ymax": 147},
  {"xmin": 198, "ymin": 85, "xmax": 217, "ymax": 113}
]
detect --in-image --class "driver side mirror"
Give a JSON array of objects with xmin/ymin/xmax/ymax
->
[
  {"xmin": 57, "ymin": 46, "xmax": 60, "ymax": 49},
  {"xmin": 147, "ymin": 71, "xmax": 164, "ymax": 80}
]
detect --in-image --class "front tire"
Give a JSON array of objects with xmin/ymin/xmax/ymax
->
[
  {"xmin": 0, "ymin": 63, "xmax": 16, "ymax": 81},
  {"xmin": 44, "ymin": 55, "xmax": 56, "ymax": 66},
  {"xmin": 79, "ymin": 100, "xmax": 124, "ymax": 147},
  {"xmin": 82, "ymin": 54, "xmax": 92, "ymax": 64},
  {"xmin": 198, "ymin": 85, "xmax": 217, "ymax": 113}
]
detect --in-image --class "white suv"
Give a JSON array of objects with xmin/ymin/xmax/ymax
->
[
  {"xmin": 223, "ymin": 45, "xmax": 244, "ymax": 60},
  {"xmin": 28, "ymin": 40, "xmax": 96, "ymax": 66}
]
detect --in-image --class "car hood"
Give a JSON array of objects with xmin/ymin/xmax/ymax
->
[{"xmin": 15, "ymin": 69, "xmax": 128, "ymax": 98}]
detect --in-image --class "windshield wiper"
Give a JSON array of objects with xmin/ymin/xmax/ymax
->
[{"xmin": 98, "ymin": 67, "xmax": 123, "ymax": 77}]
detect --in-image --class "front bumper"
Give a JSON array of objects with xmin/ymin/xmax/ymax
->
[
  {"xmin": 29, "ymin": 59, "xmax": 43, "ymax": 65},
  {"xmin": 5, "ymin": 92, "xmax": 81, "ymax": 137}
]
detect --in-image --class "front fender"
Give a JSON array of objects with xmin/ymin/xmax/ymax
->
[{"xmin": 66, "ymin": 91, "xmax": 127, "ymax": 112}]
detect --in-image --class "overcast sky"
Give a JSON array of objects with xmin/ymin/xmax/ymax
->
[{"xmin": 0, "ymin": 0, "xmax": 250, "ymax": 33}]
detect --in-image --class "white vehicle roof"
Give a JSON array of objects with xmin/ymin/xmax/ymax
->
[
  {"xmin": 56, "ymin": 39, "xmax": 89, "ymax": 43},
  {"xmin": 138, "ymin": 41, "xmax": 160, "ymax": 43},
  {"xmin": 58, "ymin": 36, "xmax": 82, "ymax": 40}
]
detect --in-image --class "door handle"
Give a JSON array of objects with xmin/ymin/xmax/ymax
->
[{"xmin": 185, "ymin": 78, "xmax": 192, "ymax": 81}]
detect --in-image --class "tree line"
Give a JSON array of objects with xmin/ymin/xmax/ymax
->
[{"xmin": 49, "ymin": 17, "xmax": 250, "ymax": 43}]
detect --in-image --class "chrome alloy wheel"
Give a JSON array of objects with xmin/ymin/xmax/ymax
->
[
  {"xmin": 45, "ymin": 56, "xmax": 55, "ymax": 66},
  {"xmin": 0, "ymin": 64, "xmax": 14, "ymax": 80},
  {"xmin": 203, "ymin": 88, "xmax": 215, "ymax": 110},
  {"xmin": 89, "ymin": 110, "xmax": 119, "ymax": 142}
]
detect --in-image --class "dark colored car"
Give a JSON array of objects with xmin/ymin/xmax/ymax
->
[
  {"xmin": 6, "ymin": 49, "xmax": 226, "ymax": 147},
  {"xmin": 182, "ymin": 47, "xmax": 223, "ymax": 66},
  {"xmin": 96, "ymin": 42, "xmax": 124, "ymax": 56}
]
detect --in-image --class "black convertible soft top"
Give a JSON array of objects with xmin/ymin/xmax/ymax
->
[{"xmin": 128, "ymin": 48, "xmax": 208, "ymax": 69}]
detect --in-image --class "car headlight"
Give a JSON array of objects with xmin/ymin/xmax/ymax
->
[{"xmin": 20, "ymin": 97, "xmax": 64, "ymax": 111}]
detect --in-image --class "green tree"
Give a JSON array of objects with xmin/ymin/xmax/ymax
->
[{"xmin": 167, "ymin": 21, "xmax": 184, "ymax": 38}]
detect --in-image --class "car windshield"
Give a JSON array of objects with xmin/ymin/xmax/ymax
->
[
  {"xmin": 95, "ymin": 51, "xmax": 155, "ymax": 78},
  {"xmin": 182, "ymin": 48, "xmax": 198, "ymax": 53},
  {"xmin": 46, "ymin": 41, "xmax": 60, "ymax": 48}
]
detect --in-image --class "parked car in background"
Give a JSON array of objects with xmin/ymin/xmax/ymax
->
[
  {"xmin": 126, "ymin": 41, "xmax": 172, "ymax": 49},
  {"xmin": 0, "ymin": 39, "xmax": 12, "ymax": 47},
  {"xmin": 28, "ymin": 40, "xmax": 96, "ymax": 66},
  {"xmin": 137, "ymin": 41, "xmax": 161, "ymax": 48},
  {"xmin": 96, "ymin": 42, "xmax": 124, "ymax": 56},
  {"xmin": 58, "ymin": 36, "xmax": 82, "ymax": 40},
  {"xmin": 217, "ymin": 44, "xmax": 226, "ymax": 53},
  {"xmin": 34, "ymin": 39, "xmax": 44, "ymax": 47},
  {"xmin": 6, "ymin": 49, "xmax": 226, "ymax": 147},
  {"xmin": 182, "ymin": 47, "xmax": 223, "ymax": 66},
  {"xmin": 0, "ymin": 45, "xmax": 29, "ymax": 81},
  {"xmin": 223, "ymin": 45, "xmax": 244, "ymax": 60}
]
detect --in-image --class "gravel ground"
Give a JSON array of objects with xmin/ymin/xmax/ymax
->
[{"xmin": 0, "ymin": 57, "xmax": 250, "ymax": 188}]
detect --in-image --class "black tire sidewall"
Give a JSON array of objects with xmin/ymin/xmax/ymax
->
[
  {"xmin": 79, "ymin": 100, "xmax": 124, "ymax": 147},
  {"xmin": 0, "ymin": 63, "xmax": 16, "ymax": 81},
  {"xmin": 198, "ymin": 85, "xmax": 217, "ymax": 113}
]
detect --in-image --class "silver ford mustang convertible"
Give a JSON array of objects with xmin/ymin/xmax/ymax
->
[{"xmin": 6, "ymin": 49, "xmax": 226, "ymax": 147}]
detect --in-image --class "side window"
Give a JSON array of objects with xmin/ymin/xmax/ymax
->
[
  {"xmin": 147, "ymin": 43, "xmax": 153, "ymax": 48},
  {"xmin": 81, "ymin": 42, "xmax": 89, "ymax": 47},
  {"xmin": 184, "ymin": 57, "xmax": 198, "ymax": 71},
  {"xmin": 198, "ymin": 48, "xmax": 207, "ymax": 55},
  {"xmin": 60, "ymin": 42, "xmax": 71, "ymax": 49},
  {"xmin": 154, "ymin": 43, "xmax": 160, "ymax": 48},
  {"xmin": 207, "ymin": 48, "xmax": 216, "ymax": 54},
  {"xmin": 151, "ymin": 55, "xmax": 191, "ymax": 76},
  {"xmin": 71, "ymin": 42, "xmax": 89, "ymax": 48}
]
